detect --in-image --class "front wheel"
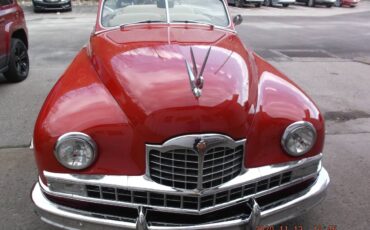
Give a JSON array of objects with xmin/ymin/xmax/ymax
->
[
  {"xmin": 255, "ymin": 2, "xmax": 262, "ymax": 7},
  {"xmin": 282, "ymin": 3, "xmax": 289, "ymax": 7},
  {"xmin": 326, "ymin": 3, "xmax": 333, "ymax": 7},
  {"xmin": 3, "ymin": 39, "xmax": 29, "ymax": 82}
]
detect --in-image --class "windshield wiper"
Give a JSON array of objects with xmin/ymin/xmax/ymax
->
[
  {"xmin": 172, "ymin": 20, "xmax": 215, "ymax": 29},
  {"xmin": 120, "ymin": 20, "xmax": 166, "ymax": 29}
]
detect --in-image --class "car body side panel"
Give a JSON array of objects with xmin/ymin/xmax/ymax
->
[
  {"xmin": 245, "ymin": 54, "xmax": 325, "ymax": 167},
  {"xmin": 33, "ymin": 48, "xmax": 139, "ymax": 183},
  {"xmin": 0, "ymin": 4, "xmax": 17, "ymax": 68},
  {"xmin": 0, "ymin": 0, "xmax": 27, "ymax": 70}
]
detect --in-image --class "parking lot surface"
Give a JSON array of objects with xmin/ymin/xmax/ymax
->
[{"xmin": 0, "ymin": 2, "xmax": 370, "ymax": 229}]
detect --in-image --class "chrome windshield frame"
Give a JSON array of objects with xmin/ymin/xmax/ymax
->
[{"xmin": 97, "ymin": 0, "xmax": 234, "ymax": 34}]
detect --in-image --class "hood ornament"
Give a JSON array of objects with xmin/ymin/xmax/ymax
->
[{"xmin": 185, "ymin": 46, "xmax": 212, "ymax": 98}]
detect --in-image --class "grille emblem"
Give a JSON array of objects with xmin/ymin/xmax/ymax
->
[{"xmin": 195, "ymin": 139, "xmax": 207, "ymax": 155}]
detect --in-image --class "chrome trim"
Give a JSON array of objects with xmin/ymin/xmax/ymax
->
[
  {"xmin": 96, "ymin": 0, "xmax": 235, "ymax": 35},
  {"xmin": 248, "ymin": 199, "xmax": 261, "ymax": 230},
  {"xmin": 165, "ymin": 0, "xmax": 170, "ymax": 24},
  {"xmin": 136, "ymin": 207, "xmax": 148, "ymax": 230},
  {"xmin": 145, "ymin": 134, "xmax": 246, "ymax": 191},
  {"xmin": 32, "ymin": 168, "xmax": 330, "ymax": 230},
  {"xmin": 281, "ymin": 121, "xmax": 317, "ymax": 157},
  {"xmin": 54, "ymin": 132, "xmax": 98, "ymax": 170},
  {"xmin": 185, "ymin": 47, "xmax": 211, "ymax": 98},
  {"xmin": 30, "ymin": 138, "xmax": 34, "ymax": 150},
  {"xmin": 41, "ymin": 154, "xmax": 322, "ymax": 215}
]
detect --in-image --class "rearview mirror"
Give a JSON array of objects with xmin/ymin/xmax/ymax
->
[{"xmin": 233, "ymin": 15, "xmax": 243, "ymax": 26}]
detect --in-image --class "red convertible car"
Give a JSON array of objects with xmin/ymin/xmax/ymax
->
[{"xmin": 31, "ymin": 0, "xmax": 329, "ymax": 229}]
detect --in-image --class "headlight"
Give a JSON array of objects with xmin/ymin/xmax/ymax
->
[
  {"xmin": 281, "ymin": 121, "xmax": 317, "ymax": 157},
  {"xmin": 55, "ymin": 132, "xmax": 97, "ymax": 170}
]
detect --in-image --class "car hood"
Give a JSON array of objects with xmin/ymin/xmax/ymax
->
[{"xmin": 90, "ymin": 26, "xmax": 253, "ymax": 141}]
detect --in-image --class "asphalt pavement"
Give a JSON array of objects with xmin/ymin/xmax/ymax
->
[{"xmin": 0, "ymin": 2, "xmax": 370, "ymax": 229}]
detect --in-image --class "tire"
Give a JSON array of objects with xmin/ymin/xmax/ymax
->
[
  {"xmin": 308, "ymin": 0, "xmax": 315, "ymax": 7},
  {"xmin": 33, "ymin": 7, "xmax": 40, "ymax": 13},
  {"xmin": 255, "ymin": 2, "xmax": 262, "ymax": 7},
  {"xmin": 3, "ymin": 39, "xmax": 29, "ymax": 83},
  {"xmin": 235, "ymin": 0, "xmax": 243, "ymax": 7},
  {"xmin": 282, "ymin": 3, "xmax": 289, "ymax": 6},
  {"xmin": 326, "ymin": 4, "xmax": 332, "ymax": 7}
]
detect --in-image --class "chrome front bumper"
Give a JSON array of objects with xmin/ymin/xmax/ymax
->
[{"xmin": 32, "ymin": 168, "xmax": 329, "ymax": 230}]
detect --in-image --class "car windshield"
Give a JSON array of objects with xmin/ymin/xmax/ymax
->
[{"xmin": 101, "ymin": 0, "xmax": 229, "ymax": 28}]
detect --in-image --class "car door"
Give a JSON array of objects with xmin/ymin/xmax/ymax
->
[{"xmin": 0, "ymin": 0, "xmax": 14, "ymax": 69}]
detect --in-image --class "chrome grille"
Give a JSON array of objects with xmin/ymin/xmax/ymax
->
[
  {"xmin": 148, "ymin": 145, "xmax": 244, "ymax": 190},
  {"xmin": 85, "ymin": 171, "xmax": 293, "ymax": 211},
  {"xmin": 149, "ymin": 149, "xmax": 199, "ymax": 190},
  {"xmin": 202, "ymin": 146, "xmax": 244, "ymax": 188}
]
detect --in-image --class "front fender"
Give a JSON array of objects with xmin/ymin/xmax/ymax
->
[
  {"xmin": 33, "ymin": 48, "xmax": 140, "ymax": 184},
  {"xmin": 245, "ymin": 54, "xmax": 325, "ymax": 167}
]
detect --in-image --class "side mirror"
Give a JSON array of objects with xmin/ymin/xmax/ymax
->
[{"xmin": 233, "ymin": 15, "xmax": 243, "ymax": 26}]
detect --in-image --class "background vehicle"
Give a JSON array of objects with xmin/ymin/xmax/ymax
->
[
  {"xmin": 296, "ymin": 0, "xmax": 335, "ymax": 7},
  {"xmin": 263, "ymin": 0, "xmax": 295, "ymax": 7},
  {"xmin": 335, "ymin": 0, "xmax": 359, "ymax": 7},
  {"xmin": 0, "ymin": 0, "xmax": 29, "ymax": 82},
  {"xmin": 32, "ymin": 0, "xmax": 72, "ymax": 12},
  {"xmin": 228, "ymin": 0, "xmax": 264, "ymax": 8}
]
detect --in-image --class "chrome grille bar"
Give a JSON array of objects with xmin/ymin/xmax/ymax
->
[{"xmin": 83, "ymin": 171, "xmax": 294, "ymax": 211}]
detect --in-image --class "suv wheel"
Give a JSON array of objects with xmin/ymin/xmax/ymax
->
[{"xmin": 4, "ymin": 38, "xmax": 29, "ymax": 82}]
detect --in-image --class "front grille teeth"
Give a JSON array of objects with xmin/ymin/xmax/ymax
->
[{"xmin": 85, "ymin": 171, "xmax": 293, "ymax": 211}]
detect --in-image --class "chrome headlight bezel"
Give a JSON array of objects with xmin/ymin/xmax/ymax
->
[
  {"xmin": 54, "ymin": 132, "xmax": 97, "ymax": 170},
  {"xmin": 281, "ymin": 121, "xmax": 317, "ymax": 157}
]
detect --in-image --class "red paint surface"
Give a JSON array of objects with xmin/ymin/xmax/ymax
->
[
  {"xmin": 341, "ymin": 0, "xmax": 359, "ymax": 6},
  {"xmin": 33, "ymin": 1, "xmax": 325, "ymax": 181}
]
